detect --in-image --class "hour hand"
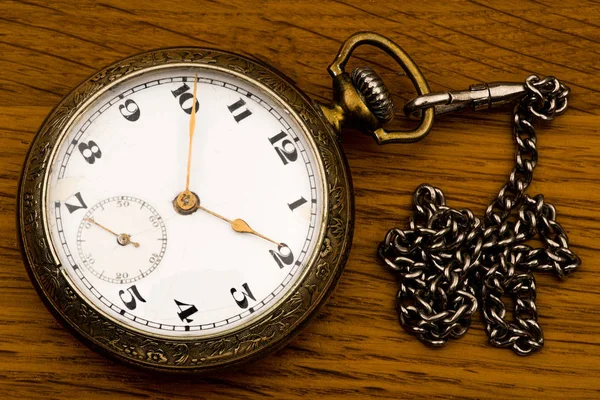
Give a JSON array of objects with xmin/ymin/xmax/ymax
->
[
  {"xmin": 230, "ymin": 218, "xmax": 281, "ymax": 246},
  {"xmin": 197, "ymin": 205, "xmax": 281, "ymax": 246}
]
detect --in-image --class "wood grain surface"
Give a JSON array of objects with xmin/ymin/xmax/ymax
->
[{"xmin": 1, "ymin": 0, "xmax": 599, "ymax": 398}]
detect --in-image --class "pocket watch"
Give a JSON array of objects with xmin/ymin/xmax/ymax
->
[{"xmin": 18, "ymin": 32, "xmax": 433, "ymax": 372}]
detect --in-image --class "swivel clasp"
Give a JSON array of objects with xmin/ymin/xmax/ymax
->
[{"xmin": 404, "ymin": 82, "xmax": 528, "ymax": 119}]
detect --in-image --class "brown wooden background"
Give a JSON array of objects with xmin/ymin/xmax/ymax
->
[{"xmin": 1, "ymin": 0, "xmax": 599, "ymax": 398}]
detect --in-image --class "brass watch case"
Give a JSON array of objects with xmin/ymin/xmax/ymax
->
[{"xmin": 17, "ymin": 48, "xmax": 353, "ymax": 372}]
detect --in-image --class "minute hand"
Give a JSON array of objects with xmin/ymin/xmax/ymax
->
[
  {"xmin": 185, "ymin": 75, "xmax": 198, "ymax": 192},
  {"xmin": 198, "ymin": 205, "xmax": 281, "ymax": 246}
]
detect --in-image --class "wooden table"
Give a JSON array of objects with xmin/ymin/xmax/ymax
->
[{"xmin": 1, "ymin": 0, "xmax": 599, "ymax": 398}]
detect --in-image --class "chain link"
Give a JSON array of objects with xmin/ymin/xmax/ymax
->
[{"xmin": 378, "ymin": 75, "xmax": 580, "ymax": 355}]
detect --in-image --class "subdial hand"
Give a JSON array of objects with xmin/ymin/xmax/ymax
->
[
  {"xmin": 84, "ymin": 218, "xmax": 140, "ymax": 248},
  {"xmin": 197, "ymin": 205, "xmax": 281, "ymax": 247}
]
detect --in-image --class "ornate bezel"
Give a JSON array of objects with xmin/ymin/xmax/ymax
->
[{"xmin": 17, "ymin": 48, "xmax": 354, "ymax": 372}]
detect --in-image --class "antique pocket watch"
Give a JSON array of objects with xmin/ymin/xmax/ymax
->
[
  {"xmin": 19, "ymin": 32, "xmax": 433, "ymax": 372},
  {"xmin": 18, "ymin": 28, "xmax": 581, "ymax": 369}
]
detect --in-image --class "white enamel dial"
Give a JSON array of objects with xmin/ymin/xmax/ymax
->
[{"xmin": 45, "ymin": 66, "xmax": 325, "ymax": 337}]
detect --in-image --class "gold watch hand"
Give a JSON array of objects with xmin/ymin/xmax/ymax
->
[
  {"xmin": 85, "ymin": 218, "xmax": 140, "ymax": 248},
  {"xmin": 197, "ymin": 205, "xmax": 281, "ymax": 246},
  {"xmin": 174, "ymin": 76, "xmax": 200, "ymax": 215},
  {"xmin": 185, "ymin": 75, "xmax": 199, "ymax": 192}
]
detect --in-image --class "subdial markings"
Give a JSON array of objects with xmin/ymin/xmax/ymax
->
[{"xmin": 77, "ymin": 196, "xmax": 167, "ymax": 284}]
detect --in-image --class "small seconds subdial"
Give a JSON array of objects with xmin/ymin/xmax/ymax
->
[{"xmin": 77, "ymin": 196, "xmax": 167, "ymax": 284}]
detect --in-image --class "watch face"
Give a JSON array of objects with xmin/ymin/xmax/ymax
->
[{"xmin": 44, "ymin": 65, "xmax": 326, "ymax": 337}]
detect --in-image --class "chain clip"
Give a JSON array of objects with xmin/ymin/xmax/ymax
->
[
  {"xmin": 404, "ymin": 82, "xmax": 527, "ymax": 118},
  {"xmin": 404, "ymin": 76, "xmax": 570, "ymax": 121}
]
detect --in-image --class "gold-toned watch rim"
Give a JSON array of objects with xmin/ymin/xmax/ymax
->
[{"xmin": 17, "ymin": 47, "xmax": 354, "ymax": 372}]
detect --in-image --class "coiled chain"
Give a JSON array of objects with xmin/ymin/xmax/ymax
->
[{"xmin": 378, "ymin": 75, "xmax": 580, "ymax": 355}]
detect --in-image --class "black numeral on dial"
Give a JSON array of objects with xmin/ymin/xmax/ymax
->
[
  {"xmin": 268, "ymin": 131, "xmax": 298, "ymax": 165},
  {"xmin": 230, "ymin": 283, "xmax": 256, "ymax": 309},
  {"xmin": 269, "ymin": 243, "xmax": 294, "ymax": 269},
  {"xmin": 171, "ymin": 83, "xmax": 199, "ymax": 115},
  {"xmin": 174, "ymin": 299, "xmax": 198, "ymax": 323},
  {"xmin": 119, "ymin": 99, "xmax": 140, "ymax": 121},
  {"xmin": 288, "ymin": 196, "xmax": 307, "ymax": 211},
  {"xmin": 119, "ymin": 285, "xmax": 146, "ymax": 311},
  {"xmin": 117, "ymin": 199, "xmax": 130, "ymax": 208},
  {"xmin": 78, "ymin": 140, "xmax": 102, "ymax": 164},
  {"xmin": 64, "ymin": 192, "xmax": 88, "ymax": 214},
  {"xmin": 228, "ymin": 98, "xmax": 252, "ymax": 122}
]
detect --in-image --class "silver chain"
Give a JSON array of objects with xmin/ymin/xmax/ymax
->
[{"xmin": 378, "ymin": 75, "xmax": 580, "ymax": 355}]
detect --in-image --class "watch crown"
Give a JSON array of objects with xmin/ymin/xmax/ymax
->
[{"xmin": 351, "ymin": 66, "xmax": 395, "ymax": 124}]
